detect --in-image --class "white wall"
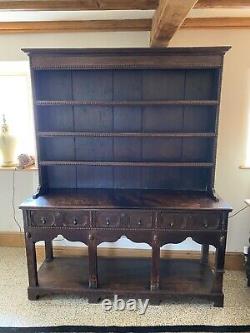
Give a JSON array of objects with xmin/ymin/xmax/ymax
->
[{"xmin": 0, "ymin": 29, "xmax": 250, "ymax": 252}]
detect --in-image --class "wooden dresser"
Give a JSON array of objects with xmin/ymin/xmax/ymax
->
[{"xmin": 20, "ymin": 47, "xmax": 232, "ymax": 307}]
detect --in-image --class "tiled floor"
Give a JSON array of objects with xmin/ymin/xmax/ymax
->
[{"xmin": 0, "ymin": 247, "xmax": 249, "ymax": 327}]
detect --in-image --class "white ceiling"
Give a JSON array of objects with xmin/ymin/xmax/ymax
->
[{"xmin": 0, "ymin": 9, "xmax": 249, "ymax": 22}]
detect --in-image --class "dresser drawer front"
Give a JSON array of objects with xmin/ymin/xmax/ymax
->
[
  {"xmin": 187, "ymin": 213, "xmax": 221, "ymax": 230},
  {"xmin": 158, "ymin": 213, "xmax": 187, "ymax": 229},
  {"xmin": 95, "ymin": 211, "xmax": 128, "ymax": 228},
  {"xmin": 158, "ymin": 212, "xmax": 221, "ymax": 230},
  {"xmin": 61, "ymin": 211, "xmax": 90, "ymax": 227},
  {"xmin": 129, "ymin": 211, "xmax": 154, "ymax": 229},
  {"xmin": 30, "ymin": 211, "xmax": 56, "ymax": 227},
  {"xmin": 30, "ymin": 210, "xmax": 90, "ymax": 227}
]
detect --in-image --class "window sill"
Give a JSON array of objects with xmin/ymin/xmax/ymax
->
[{"xmin": 0, "ymin": 166, "xmax": 38, "ymax": 171}]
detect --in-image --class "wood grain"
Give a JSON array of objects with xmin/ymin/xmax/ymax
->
[
  {"xmin": 150, "ymin": 0, "xmax": 199, "ymax": 47},
  {"xmin": 0, "ymin": 0, "xmax": 158, "ymax": 10},
  {"xmin": 0, "ymin": 0, "xmax": 249, "ymax": 10},
  {"xmin": 0, "ymin": 19, "xmax": 151, "ymax": 33},
  {"xmin": 183, "ymin": 17, "xmax": 250, "ymax": 29},
  {"xmin": 0, "ymin": 17, "xmax": 249, "ymax": 34},
  {"xmin": 195, "ymin": 0, "xmax": 250, "ymax": 9}
]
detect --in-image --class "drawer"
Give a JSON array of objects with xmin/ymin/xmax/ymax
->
[
  {"xmin": 187, "ymin": 213, "xmax": 221, "ymax": 230},
  {"xmin": 128, "ymin": 211, "xmax": 154, "ymax": 229},
  {"xmin": 30, "ymin": 210, "xmax": 90, "ymax": 228},
  {"xmin": 60, "ymin": 211, "xmax": 90, "ymax": 227},
  {"xmin": 158, "ymin": 212, "xmax": 187, "ymax": 229},
  {"xmin": 95, "ymin": 211, "xmax": 128, "ymax": 228},
  {"xmin": 30, "ymin": 210, "xmax": 56, "ymax": 227}
]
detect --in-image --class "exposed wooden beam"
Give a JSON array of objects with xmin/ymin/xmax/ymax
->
[
  {"xmin": 0, "ymin": 17, "xmax": 250, "ymax": 34},
  {"xmin": 183, "ymin": 17, "xmax": 250, "ymax": 28},
  {"xmin": 0, "ymin": 0, "xmax": 158, "ymax": 11},
  {"xmin": 0, "ymin": 19, "xmax": 152, "ymax": 33},
  {"xmin": 195, "ymin": 0, "xmax": 250, "ymax": 9},
  {"xmin": 150, "ymin": 0, "xmax": 198, "ymax": 47},
  {"xmin": 0, "ymin": 0, "xmax": 250, "ymax": 11}
]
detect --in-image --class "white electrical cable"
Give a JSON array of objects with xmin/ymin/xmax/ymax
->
[
  {"xmin": 12, "ymin": 168, "xmax": 22, "ymax": 232},
  {"xmin": 229, "ymin": 204, "xmax": 249, "ymax": 219}
]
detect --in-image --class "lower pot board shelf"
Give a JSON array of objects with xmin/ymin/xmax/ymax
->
[{"xmin": 29, "ymin": 256, "xmax": 219, "ymax": 305}]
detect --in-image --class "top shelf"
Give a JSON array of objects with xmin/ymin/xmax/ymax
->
[{"xmin": 36, "ymin": 100, "xmax": 219, "ymax": 107}]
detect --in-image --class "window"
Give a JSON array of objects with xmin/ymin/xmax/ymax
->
[{"xmin": 0, "ymin": 61, "xmax": 35, "ymax": 156}]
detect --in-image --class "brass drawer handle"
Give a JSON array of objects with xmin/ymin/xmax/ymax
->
[
  {"xmin": 73, "ymin": 219, "xmax": 78, "ymax": 225},
  {"xmin": 138, "ymin": 220, "xmax": 142, "ymax": 226},
  {"xmin": 106, "ymin": 218, "xmax": 110, "ymax": 226},
  {"xmin": 41, "ymin": 217, "xmax": 46, "ymax": 224}
]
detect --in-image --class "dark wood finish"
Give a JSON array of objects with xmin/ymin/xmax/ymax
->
[
  {"xmin": 29, "ymin": 256, "xmax": 221, "ymax": 302},
  {"xmin": 246, "ymin": 241, "xmax": 250, "ymax": 287},
  {"xmin": 20, "ymin": 47, "xmax": 232, "ymax": 307}
]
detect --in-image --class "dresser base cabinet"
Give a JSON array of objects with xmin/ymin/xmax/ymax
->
[{"xmin": 21, "ymin": 189, "xmax": 231, "ymax": 307}]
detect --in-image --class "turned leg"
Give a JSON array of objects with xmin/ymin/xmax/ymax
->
[
  {"xmin": 88, "ymin": 233, "xmax": 98, "ymax": 289},
  {"xmin": 212, "ymin": 235, "xmax": 226, "ymax": 307},
  {"xmin": 45, "ymin": 240, "xmax": 53, "ymax": 262},
  {"xmin": 201, "ymin": 244, "xmax": 209, "ymax": 265},
  {"xmin": 25, "ymin": 232, "xmax": 38, "ymax": 299},
  {"xmin": 151, "ymin": 233, "xmax": 160, "ymax": 291}
]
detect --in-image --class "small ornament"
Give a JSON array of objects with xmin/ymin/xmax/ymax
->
[{"xmin": 17, "ymin": 154, "xmax": 35, "ymax": 169}]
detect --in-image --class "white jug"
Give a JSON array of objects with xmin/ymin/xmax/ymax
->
[{"xmin": 0, "ymin": 115, "xmax": 17, "ymax": 167}]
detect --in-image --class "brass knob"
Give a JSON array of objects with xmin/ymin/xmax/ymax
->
[
  {"xmin": 73, "ymin": 219, "xmax": 77, "ymax": 225},
  {"xmin": 138, "ymin": 220, "xmax": 142, "ymax": 226},
  {"xmin": 41, "ymin": 217, "xmax": 46, "ymax": 224},
  {"xmin": 170, "ymin": 222, "xmax": 174, "ymax": 228},
  {"xmin": 204, "ymin": 222, "xmax": 208, "ymax": 228},
  {"xmin": 106, "ymin": 218, "xmax": 110, "ymax": 226}
]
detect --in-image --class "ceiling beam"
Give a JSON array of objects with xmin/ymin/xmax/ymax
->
[
  {"xmin": 195, "ymin": 0, "xmax": 250, "ymax": 9},
  {"xmin": 0, "ymin": 19, "xmax": 152, "ymax": 33},
  {"xmin": 150, "ymin": 0, "xmax": 198, "ymax": 47},
  {"xmin": 0, "ymin": 0, "xmax": 158, "ymax": 11},
  {"xmin": 0, "ymin": 17, "xmax": 250, "ymax": 34},
  {"xmin": 183, "ymin": 17, "xmax": 250, "ymax": 28},
  {"xmin": 0, "ymin": 0, "xmax": 250, "ymax": 11}
]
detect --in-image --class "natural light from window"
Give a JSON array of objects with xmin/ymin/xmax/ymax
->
[{"xmin": 0, "ymin": 61, "xmax": 35, "ymax": 157}]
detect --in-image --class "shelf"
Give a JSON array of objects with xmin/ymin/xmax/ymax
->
[
  {"xmin": 40, "ymin": 161, "xmax": 214, "ymax": 168},
  {"xmin": 36, "ymin": 257, "xmax": 214, "ymax": 297},
  {"xmin": 36, "ymin": 100, "xmax": 219, "ymax": 107},
  {"xmin": 38, "ymin": 131, "xmax": 216, "ymax": 138}
]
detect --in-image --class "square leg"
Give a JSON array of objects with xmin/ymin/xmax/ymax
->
[
  {"xmin": 45, "ymin": 240, "xmax": 53, "ymax": 262},
  {"xmin": 88, "ymin": 233, "xmax": 98, "ymax": 289}
]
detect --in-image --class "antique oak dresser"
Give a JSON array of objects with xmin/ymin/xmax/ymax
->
[{"xmin": 20, "ymin": 47, "xmax": 232, "ymax": 307}]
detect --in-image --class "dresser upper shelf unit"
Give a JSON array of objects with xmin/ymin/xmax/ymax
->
[{"xmin": 23, "ymin": 47, "xmax": 230, "ymax": 197}]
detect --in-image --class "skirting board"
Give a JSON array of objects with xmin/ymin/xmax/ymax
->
[{"xmin": 0, "ymin": 231, "xmax": 245, "ymax": 271}]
